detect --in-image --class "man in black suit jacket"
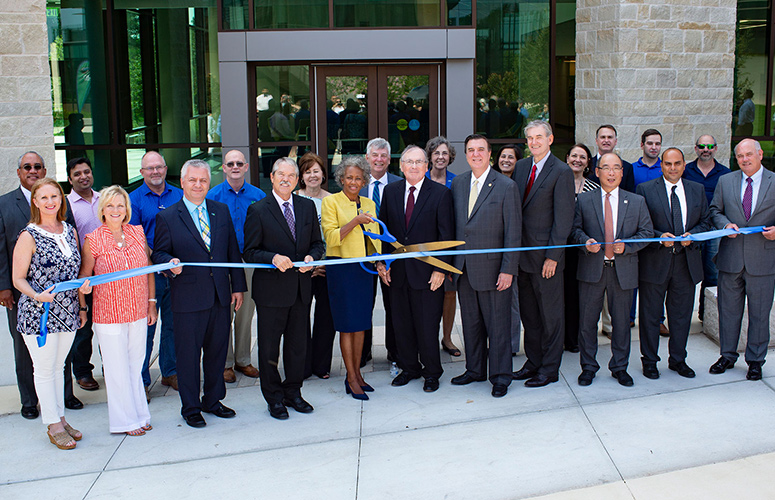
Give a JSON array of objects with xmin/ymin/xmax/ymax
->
[
  {"xmin": 243, "ymin": 158, "xmax": 324, "ymax": 420},
  {"xmin": 588, "ymin": 125, "xmax": 636, "ymax": 193},
  {"xmin": 376, "ymin": 146, "xmax": 454, "ymax": 393},
  {"xmin": 636, "ymin": 148, "xmax": 711, "ymax": 380},
  {"xmin": 512, "ymin": 121, "xmax": 575, "ymax": 388},
  {"xmin": 152, "ymin": 159, "xmax": 247, "ymax": 428},
  {"xmin": 572, "ymin": 153, "xmax": 653, "ymax": 387},
  {"xmin": 0, "ymin": 151, "xmax": 81, "ymax": 419}
]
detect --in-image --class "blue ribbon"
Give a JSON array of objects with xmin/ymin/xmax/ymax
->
[{"xmin": 34, "ymin": 225, "xmax": 767, "ymax": 345}]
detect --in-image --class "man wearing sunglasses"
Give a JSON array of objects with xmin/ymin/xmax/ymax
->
[
  {"xmin": 0, "ymin": 151, "xmax": 83, "ymax": 419},
  {"xmin": 207, "ymin": 150, "xmax": 266, "ymax": 383},
  {"xmin": 682, "ymin": 136, "xmax": 731, "ymax": 322}
]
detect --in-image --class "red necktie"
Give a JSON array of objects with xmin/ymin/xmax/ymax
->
[
  {"xmin": 604, "ymin": 193, "xmax": 614, "ymax": 259},
  {"xmin": 405, "ymin": 186, "xmax": 415, "ymax": 228},
  {"xmin": 524, "ymin": 164, "xmax": 537, "ymax": 201}
]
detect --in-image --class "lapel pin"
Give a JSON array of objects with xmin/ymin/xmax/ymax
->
[
  {"xmin": 488, "ymin": 183, "xmax": 492, "ymax": 187},
  {"xmin": 624, "ymin": 200, "xmax": 628, "ymax": 204}
]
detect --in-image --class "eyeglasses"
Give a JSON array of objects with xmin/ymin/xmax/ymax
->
[
  {"xmin": 225, "ymin": 161, "xmax": 245, "ymax": 168},
  {"xmin": 21, "ymin": 164, "xmax": 43, "ymax": 171},
  {"xmin": 597, "ymin": 166, "xmax": 623, "ymax": 172},
  {"xmin": 696, "ymin": 144, "xmax": 716, "ymax": 150},
  {"xmin": 402, "ymin": 160, "xmax": 427, "ymax": 166},
  {"xmin": 141, "ymin": 166, "xmax": 166, "ymax": 172}
]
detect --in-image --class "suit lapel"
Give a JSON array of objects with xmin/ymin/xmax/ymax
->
[
  {"xmin": 407, "ymin": 181, "xmax": 430, "ymax": 233},
  {"xmin": 731, "ymin": 172, "xmax": 744, "ymax": 220},
  {"xmin": 753, "ymin": 170, "xmax": 774, "ymax": 218},
  {"xmin": 205, "ymin": 201, "xmax": 217, "ymax": 248},
  {"xmin": 654, "ymin": 177, "xmax": 672, "ymax": 225},
  {"xmin": 178, "ymin": 203, "xmax": 208, "ymax": 252},
  {"xmin": 616, "ymin": 191, "xmax": 630, "ymax": 238},
  {"xmin": 14, "ymin": 188, "xmax": 30, "ymax": 220},
  {"xmin": 469, "ymin": 170, "xmax": 496, "ymax": 220},
  {"xmin": 593, "ymin": 189, "xmax": 605, "ymax": 234},
  {"xmin": 269, "ymin": 196, "xmax": 295, "ymax": 242},
  {"xmin": 524, "ymin": 154, "xmax": 553, "ymax": 207}
]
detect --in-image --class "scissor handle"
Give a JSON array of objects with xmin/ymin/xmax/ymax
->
[
  {"xmin": 359, "ymin": 253, "xmax": 394, "ymax": 275},
  {"xmin": 362, "ymin": 218, "xmax": 397, "ymax": 243}
]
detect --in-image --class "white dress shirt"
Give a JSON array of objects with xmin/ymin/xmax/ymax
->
[
  {"xmin": 740, "ymin": 167, "xmax": 764, "ymax": 215},
  {"xmin": 404, "ymin": 177, "xmax": 424, "ymax": 210},
  {"xmin": 368, "ymin": 174, "xmax": 389, "ymax": 200},
  {"xmin": 663, "ymin": 178, "xmax": 687, "ymax": 231},
  {"xmin": 601, "ymin": 187, "xmax": 620, "ymax": 260}
]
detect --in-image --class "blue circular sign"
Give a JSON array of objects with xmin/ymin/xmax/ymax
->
[{"xmin": 408, "ymin": 119, "xmax": 421, "ymax": 131}]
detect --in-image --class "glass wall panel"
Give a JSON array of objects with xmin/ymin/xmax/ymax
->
[
  {"xmin": 386, "ymin": 75, "xmax": 430, "ymax": 153},
  {"xmin": 222, "ymin": 0, "xmax": 248, "ymax": 29},
  {"xmin": 448, "ymin": 0, "xmax": 473, "ymax": 26},
  {"xmin": 324, "ymin": 75, "xmax": 368, "ymax": 181},
  {"xmin": 254, "ymin": 0, "xmax": 328, "ymax": 29},
  {"xmin": 734, "ymin": 0, "xmax": 768, "ymax": 137},
  {"xmin": 554, "ymin": 0, "xmax": 575, "ymax": 142},
  {"xmin": 476, "ymin": 0, "xmax": 550, "ymax": 141},
  {"xmin": 334, "ymin": 0, "xmax": 440, "ymax": 28}
]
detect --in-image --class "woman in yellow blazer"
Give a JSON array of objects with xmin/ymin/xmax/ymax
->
[{"xmin": 321, "ymin": 156, "xmax": 381, "ymax": 401}]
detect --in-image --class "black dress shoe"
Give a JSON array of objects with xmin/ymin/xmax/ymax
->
[
  {"xmin": 203, "ymin": 403, "xmax": 236, "ymax": 418},
  {"xmin": 491, "ymin": 384, "xmax": 508, "ymax": 398},
  {"xmin": 184, "ymin": 413, "xmax": 207, "ymax": 428},
  {"xmin": 283, "ymin": 396, "xmax": 314, "ymax": 413},
  {"xmin": 642, "ymin": 363, "xmax": 660, "ymax": 380},
  {"xmin": 512, "ymin": 367, "xmax": 537, "ymax": 380},
  {"xmin": 268, "ymin": 402, "xmax": 289, "ymax": 420},
  {"xmin": 565, "ymin": 345, "xmax": 580, "ymax": 353},
  {"xmin": 747, "ymin": 361, "xmax": 763, "ymax": 381},
  {"xmin": 524, "ymin": 373, "xmax": 559, "ymax": 387},
  {"xmin": 423, "ymin": 377, "xmax": 439, "ymax": 392},
  {"xmin": 612, "ymin": 370, "xmax": 634, "ymax": 387},
  {"xmin": 391, "ymin": 371, "xmax": 420, "ymax": 387},
  {"xmin": 65, "ymin": 396, "xmax": 83, "ymax": 410},
  {"xmin": 709, "ymin": 357, "xmax": 735, "ymax": 374},
  {"xmin": 668, "ymin": 361, "xmax": 696, "ymax": 378},
  {"xmin": 450, "ymin": 372, "xmax": 486, "ymax": 385},
  {"xmin": 578, "ymin": 370, "xmax": 595, "ymax": 386},
  {"xmin": 21, "ymin": 406, "xmax": 39, "ymax": 419}
]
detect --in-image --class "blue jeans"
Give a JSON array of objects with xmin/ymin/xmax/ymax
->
[
  {"xmin": 142, "ymin": 273, "xmax": 176, "ymax": 386},
  {"xmin": 698, "ymin": 238, "xmax": 720, "ymax": 320}
]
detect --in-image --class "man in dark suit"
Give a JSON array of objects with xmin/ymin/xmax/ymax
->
[
  {"xmin": 152, "ymin": 159, "xmax": 247, "ymax": 428},
  {"xmin": 376, "ymin": 146, "xmax": 454, "ymax": 393},
  {"xmin": 0, "ymin": 151, "xmax": 82, "ymax": 419},
  {"xmin": 636, "ymin": 148, "xmax": 711, "ymax": 380},
  {"xmin": 572, "ymin": 153, "xmax": 653, "ymax": 387},
  {"xmin": 243, "ymin": 158, "xmax": 324, "ymax": 420},
  {"xmin": 359, "ymin": 137, "xmax": 402, "ymax": 366},
  {"xmin": 512, "ymin": 120, "xmax": 575, "ymax": 387},
  {"xmin": 588, "ymin": 125, "xmax": 636, "ymax": 193},
  {"xmin": 450, "ymin": 134, "xmax": 521, "ymax": 398},
  {"xmin": 709, "ymin": 138, "xmax": 775, "ymax": 381}
]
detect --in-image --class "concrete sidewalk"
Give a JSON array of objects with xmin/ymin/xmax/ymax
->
[{"xmin": 2, "ymin": 295, "xmax": 775, "ymax": 499}]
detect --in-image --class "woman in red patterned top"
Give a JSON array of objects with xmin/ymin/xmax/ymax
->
[{"xmin": 78, "ymin": 185, "xmax": 157, "ymax": 436}]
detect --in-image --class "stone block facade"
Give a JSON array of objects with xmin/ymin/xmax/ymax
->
[
  {"xmin": 575, "ymin": 0, "xmax": 736, "ymax": 164},
  {"xmin": 0, "ymin": 0, "xmax": 55, "ymax": 194}
]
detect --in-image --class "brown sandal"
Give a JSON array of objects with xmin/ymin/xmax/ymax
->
[
  {"xmin": 63, "ymin": 423, "xmax": 82, "ymax": 441},
  {"xmin": 141, "ymin": 424, "xmax": 152, "ymax": 431},
  {"xmin": 126, "ymin": 428, "xmax": 146, "ymax": 436},
  {"xmin": 47, "ymin": 425, "xmax": 76, "ymax": 450}
]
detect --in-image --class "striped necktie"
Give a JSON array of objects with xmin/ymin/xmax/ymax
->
[{"xmin": 198, "ymin": 206, "xmax": 211, "ymax": 251}]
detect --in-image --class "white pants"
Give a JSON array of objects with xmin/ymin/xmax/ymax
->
[
  {"xmin": 95, "ymin": 318, "xmax": 151, "ymax": 433},
  {"xmin": 23, "ymin": 331, "xmax": 76, "ymax": 426}
]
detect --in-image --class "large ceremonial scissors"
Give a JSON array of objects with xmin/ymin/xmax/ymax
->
[{"xmin": 361, "ymin": 218, "xmax": 464, "ymax": 275}]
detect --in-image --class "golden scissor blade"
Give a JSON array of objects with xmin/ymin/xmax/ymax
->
[
  {"xmin": 391, "ymin": 240, "xmax": 466, "ymax": 253},
  {"xmin": 415, "ymin": 256, "xmax": 463, "ymax": 274}
]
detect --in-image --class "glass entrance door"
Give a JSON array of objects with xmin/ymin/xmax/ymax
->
[{"xmin": 314, "ymin": 64, "xmax": 440, "ymax": 188}]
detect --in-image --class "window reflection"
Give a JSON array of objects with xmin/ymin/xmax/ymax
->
[
  {"xmin": 734, "ymin": 1, "xmax": 768, "ymax": 137},
  {"xmin": 334, "ymin": 0, "xmax": 440, "ymax": 27}
]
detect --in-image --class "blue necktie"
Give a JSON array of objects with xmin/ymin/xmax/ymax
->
[{"xmin": 372, "ymin": 181, "xmax": 381, "ymax": 216}]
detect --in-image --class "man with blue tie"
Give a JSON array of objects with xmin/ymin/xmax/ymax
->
[
  {"xmin": 152, "ymin": 159, "xmax": 247, "ymax": 428},
  {"xmin": 709, "ymin": 138, "xmax": 775, "ymax": 381},
  {"xmin": 360, "ymin": 137, "xmax": 401, "ymax": 366}
]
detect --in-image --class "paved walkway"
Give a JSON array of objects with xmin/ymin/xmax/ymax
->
[{"xmin": 2, "ymin": 292, "xmax": 775, "ymax": 499}]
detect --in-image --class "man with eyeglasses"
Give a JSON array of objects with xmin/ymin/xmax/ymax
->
[
  {"xmin": 129, "ymin": 151, "xmax": 183, "ymax": 398},
  {"xmin": 376, "ymin": 146, "xmax": 454, "ymax": 393},
  {"xmin": 682, "ymin": 136, "xmax": 731, "ymax": 321},
  {"xmin": 359, "ymin": 137, "xmax": 401, "ymax": 367},
  {"xmin": 207, "ymin": 150, "xmax": 266, "ymax": 383},
  {"xmin": 0, "ymin": 151, "xmax": 83, "ymax": 418},
  {"xmin": 572, "ymin": 153, "xmax": 653, "ymax": 387}
]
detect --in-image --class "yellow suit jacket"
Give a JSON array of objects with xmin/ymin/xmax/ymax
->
[{"xmin": 321, "ymin": 191, "xmax": 381, "ymax": 258}]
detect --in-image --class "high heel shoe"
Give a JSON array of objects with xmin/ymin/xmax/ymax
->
[
  {"xmin": 360, "ymin": 382, "xmax": 374, "ymax": 392},
  {"xmin": 344, "ymin": 380, "xmax": 369, "ymax": 401}
]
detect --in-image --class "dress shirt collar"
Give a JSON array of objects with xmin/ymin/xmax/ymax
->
[
  {"xmin": 406, "ymin": 177, "xmax": 424, "ymax": 195},
  {"xmin": 744, "ymin": 166, "xmax": 764, "ymax": 185},
  {"xmin": 664, "ymin": 177, "xmax": 684, "ymax": 193},
  {"xmin": 532, "ymin": 152, "xmax": 550, "ymax": 176},
  {"xmin": 272, "ymin": 190, "xmax": 293, "ymax": 210},
  {"xmin": 68, "ymin": 189, "xmax": 98, "ymax": 205},
  {"xmin": 601, "ymin": 186, "xmax": 620, "ymax": 202},
  {"xmin": 182, "ymin": 196, "xmax": 206, "ymax": 216},
  {"xmin": 471, "ymin": 166, "xmax": 491, "ymax": 187}
]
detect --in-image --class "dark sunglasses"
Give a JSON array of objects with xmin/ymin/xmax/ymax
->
[
  {"xmin": 21, "ymin": 164, "xmax": 43, "ymax": 171},
  {"xmin": 696, "ymin": 144, "xmax": 716, "ymax": 150},
  {"xmin": 225, "ymin": 161, "xmax": 245, "ymax": 168}
]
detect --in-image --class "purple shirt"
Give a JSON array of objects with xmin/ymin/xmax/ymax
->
[{"xmin": 67, "ymin": 190, "xmax": 101, "ymax": 247}]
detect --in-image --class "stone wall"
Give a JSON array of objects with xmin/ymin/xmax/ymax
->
[
  {"xmin": 0, "ymin": 0, "xmax": 54, "ymax": 195},
  {"xmin": 575, "ymin": 0, "xmax": 736, "ymax": 165}
]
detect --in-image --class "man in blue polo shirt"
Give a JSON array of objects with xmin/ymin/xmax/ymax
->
[
  {"xmin": 632, "ymin": 129, "xmax": 664, "ymax": 187},
  {"xmin": 682, "ymin": 135, "xmax": 732, "ymax": 321},
  {"xmin": 207, "ymin": 150, "xmax": 266, "ymax": 383},
  {"xmin": 129, "ymin": 151, "xmax": 183, "ymax": 398}
]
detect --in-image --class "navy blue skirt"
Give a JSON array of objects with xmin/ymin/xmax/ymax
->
[{"xmin": 326, "ymin": 260, "xmax": 374, "ymax": 333}]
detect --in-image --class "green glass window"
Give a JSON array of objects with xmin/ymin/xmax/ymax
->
[
  {"xmin": 734, "ymin": 0, "xmax": 768, "ymax": 137},
  {"xmin": 476, "ymin": 0, "xmax": 550, "ymax": 140},
  {"xmin": 448, "ymin": 0, "xmax": 473, "ymax": 26},
  {"xmin": 222, "ymin": 0, "xmax": 249, "ymax": 29},
  {"xmin": 254, "ymin": 0, "xmax": 328, "ymax": 29},
  {"xmin": 334, "ymin": 0, "xmax": 440, "ymax": 28}
]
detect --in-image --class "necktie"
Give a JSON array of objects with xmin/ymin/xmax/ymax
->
[
  {"xmin": 198, "ymin": 206, "xmax": 211, "ymax": 251},
  {"xmin": 283, "ymin": 201, "xmax": 296, "ymax": 241},
  {"xmin": 671, "ymin": 185, "xmax": 684, "ymax": 235},
  {"xmin": 524, "ymin": 164, "xmax": 537, "ymax": 202},
  {"xmin": 743, "ymin": 177, "xmax": 753, "ymax": 221},
  {"xmin": 468, "ymin": 178, "xmax": 479, "ymax": 218},
  {"xmin": 604, "ymin": 193, "xmax": 614, "ymax": 259},
  {"xmin": 405, "ymin": 186, "xmax": 415, "ymax": 228},
  {"xmin": 372, "ymin": 180, "xmax": 381, "ymax": 216}
]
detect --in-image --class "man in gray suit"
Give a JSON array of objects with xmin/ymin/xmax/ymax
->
[
  {"xmin": 512, "ymin": 120, "xmax": 575, "ymax": 387},
  {"xmin": 450, "ymin": 134, "xmax": 521, "ymax": 397},
  {"xmin": 572, "ymin": 153, "xmax": 653, "ymax": 387},
  {"xmin": 0, "ymin": 151, "xmax": 82, "ymax": 419},
  {"xmin": 709, "ymin": 138, "xmax": 775, "ymax": 381},
  {"xmin": 636, "ymin": 148, "xmax": 711, "ymax": 380}
]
